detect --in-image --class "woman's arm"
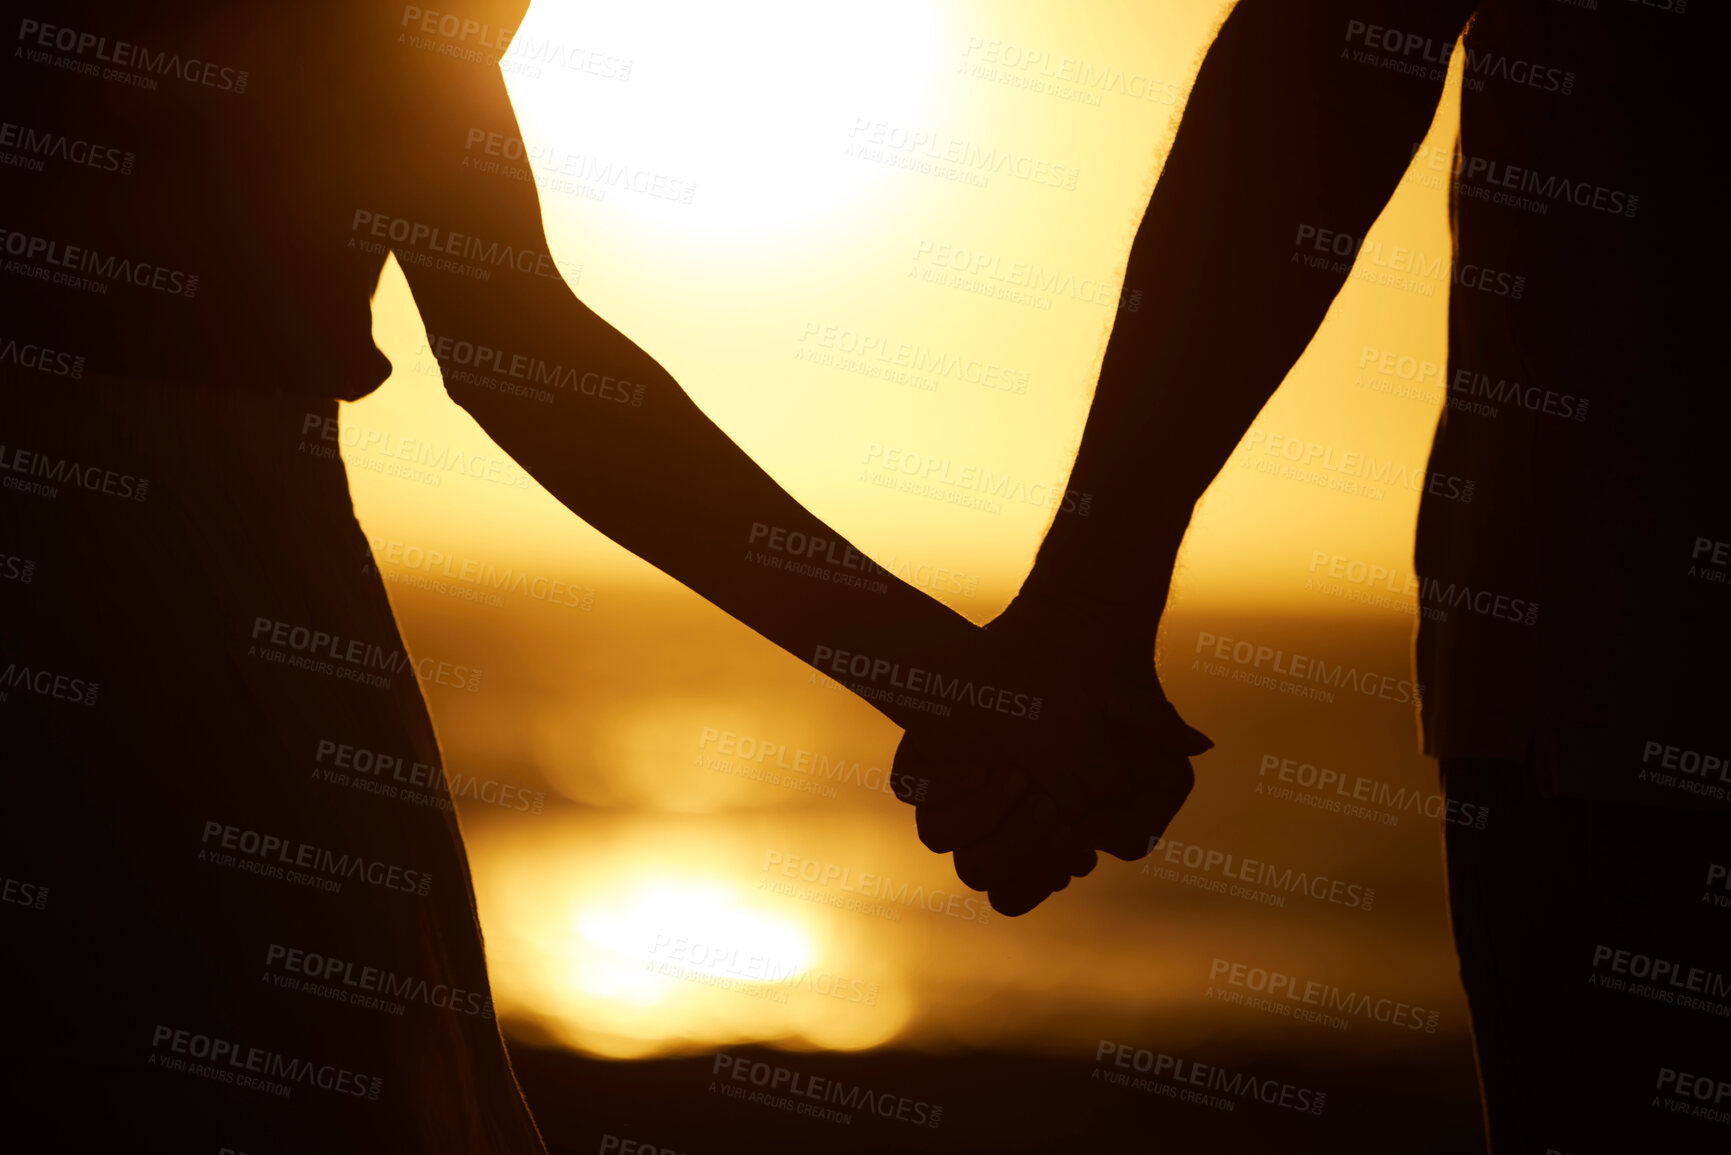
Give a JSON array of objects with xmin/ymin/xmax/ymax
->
[{"xmin": 370, "ymin": 13, "xmax": 990, "ymax": 733}]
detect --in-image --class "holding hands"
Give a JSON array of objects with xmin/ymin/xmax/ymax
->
[{"xmin": 890, "ymin": 598, "xmax": 1211, "ymax": 916}]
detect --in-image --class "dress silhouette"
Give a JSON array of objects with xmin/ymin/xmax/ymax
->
[
  {"xmin": 1, "ymin": 2, "xmax": 1087, "ymax": 1149},
  {"xmin": 991, "ymin": 1, "xmax": 1729, "ymax": 1150}
]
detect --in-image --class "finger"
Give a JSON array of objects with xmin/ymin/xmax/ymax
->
[
  {"xmin": 1097, "ymin": 676, "xmax": 1215, "ymax": 757},
  {"xmin": 987, "ymin": 869, "xmax": 1071, "ymax": 917},
  {"xmin": 915, "ymin": 771, "xmax": 1026, "ymax": 854},
  {"xmin": 1065, "ymin": 843, "xmax": 1099, "ymax": 878},
  {"xmin": 1137, "ymin": 695, "xmax": 1214, "ymax": 756},
  {"xmin": 951, "ymin": 788, "xmax": 1066, "ymax": 892},
  {"xmin": 1086, "ymin": 756, "xmax": 1194, "ymax": 861},
  {"xmin": 954, "ymin": 791, "xmax": 1098, "ymax": 919},
  {"xmin": 900, "ymin": 734, "xmax": 1030, "ymax": 854}
]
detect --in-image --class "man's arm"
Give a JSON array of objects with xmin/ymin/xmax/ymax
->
[
  {"xmin": 1007, "ymin": 0, "xmax": 1478, "ymax": 651},
  {"xmin": 367, "ymin": 16, "xmax": 981, "ymax": 733}
]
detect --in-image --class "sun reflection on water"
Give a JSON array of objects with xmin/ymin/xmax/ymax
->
[
  {"xmin": 574, "ymin": 879, "xmax": 814, "ymax": 1001},
  {"xmin": 466, "ymin": 814, "xmax": 914, "ymax": 1058}
]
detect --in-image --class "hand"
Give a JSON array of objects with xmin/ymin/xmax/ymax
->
[{"xmin": 891, "ymin": 606, "xmax": 1210, "ymax": 915}]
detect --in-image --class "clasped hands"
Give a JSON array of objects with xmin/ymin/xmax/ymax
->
[{"xmin": 889, "ymin": 603, "xmax": 1210, "ymax": 916}]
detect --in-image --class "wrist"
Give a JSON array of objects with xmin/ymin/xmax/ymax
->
[{"xmin": 991, "ymin": 589, "xmax": 1158, "ymax": 670}]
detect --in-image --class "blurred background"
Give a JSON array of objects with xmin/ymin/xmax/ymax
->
[{"xmin": 348, "ymin": 2, "xmax": 1484, "ymax": 1150}]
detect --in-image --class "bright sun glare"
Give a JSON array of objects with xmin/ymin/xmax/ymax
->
[
  {"xmin": 471, "ymin": 820, "xmax": 913, "ymax": 1059},
  {"xmin": 354, "ymin": 0, "xmax": 1460, "ymax": 1060},
  {"xmin": 508, "ymin": 1, "xmax": 938, "ymax": 240},
  {"xmin": 575, "ymin": 880, "xmax": 814, "ymax": 1004}
]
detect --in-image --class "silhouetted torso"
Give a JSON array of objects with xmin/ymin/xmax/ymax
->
[
  {"xmin": 1415, "ymin": 0, "xmax": 1726, "ymax": 807},
  {"xmin": 7, "ymin": 2, "xmax": 401, "ymax": 397},
  {"xmin": 3, "ymin": 3, "xmax": 546, "ymax": 1151}
]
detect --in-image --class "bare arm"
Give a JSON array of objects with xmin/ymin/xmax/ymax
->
[
  {"xmin": 370, "ymin": 22, "xmax": 979, "ymax": 733},
  {"xmin": 1007, "ymin": 0, "xmax": 1478, "ymax": 650}
]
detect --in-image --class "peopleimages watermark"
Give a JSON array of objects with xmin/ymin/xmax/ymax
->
[
  {"xmin": 1206, "ymin": 957, "xmax": 1441, "ymax": 1034},
  {"xmin": 2, "ymin": 873, "xmax": 49, "ymax": 911},
  {"xmin": 1653, "ymin": 1066, "xmax": 1731, "ymax": 1127},
  {"xmin": 396, "ymin": 5, "xmax": 633, "ymax": 83},
  {"xmin": 349, "ymin": 209, "xmax": 563, "ymax": 283},
  {"xmin": 16, "ymin": 18, "xmax": 250, "ymax": 94},
  {"xmin": 1191, "ymin": 629, "xmax": 1424, "ymax": 708},
  {"xmin": 415, "ymin": 330, "xmax": 645, "ymax": 409},
  {"xmin": 0, "ymin": 118, "xmax": 134, "ymax": 176},
  {"xmin": 1292, "ymin": 222, "xmax": 1527, "ymax": 300},
  {"xmin": 311, "ymin": 738, "xmax": 546, "ymax": 815},
  {"xmin": 0, "ymin": 551, "xmax": 35, "ymax": 584},
  {"xmin": 0, "ymin": 442, "xmax": 148, "ymax": 502},
  {"xmin": 710, "ymin": 1052, "xmax": 943, "ymax": 1129},
  {"xmin": 248, "ymin": 614, "xmax": 483, "ymax": 693},
  {"xmin": 1341, "ymin": 18, "xmax": 1576, "ymax": 96},
  {"xmin": 1236, "ymin": 428, "xmax": 1475, "ymax": 504},
  {"xmin": 462, "ymin": 128, "xmax": 696, "ymax": 206},
  {"xmin": 199, "ymin": 819, "xmax": 433, "ymax": 897},
  {"xmin": 1408, "ymin": 142, "xmax": 1637, "ymax": 219},
  {"xmin": 364, "ymin": 536, "xmax": 596, "ymax": 611},
  {"xmin": 1256, "ymin": 752, "xmax": 1490, "ymax": 830},
  {"xmin": 647, "ymin": 935, "xmax": 879, "ymax": 1007},
  {"xmin": 798, "ymin": 321, "xmax": 1029, "ymax": 395},
  {"xmin": 844, "ymin": 117, "xmax": 1080, "ymax": 192},
  {"xmin": 263, "ymin": 941, "xmax": 495, "ymax": 1018},
  {"xmin": 1591, "ymin": 0, "xmax": 1688, "ymax": 17},
  {"xmin": 1, "ymin": 227, "xmax": 198, "ymax": 297},
  {"xmin": 1589, "ymin": 944, "xmax": 1731, "ymax": 1019},
  {"xmin": 745, "ymin": 522, "xmax": 978, "ymax": 600},
  {"xmin": 909, "ymin": 239, "xmax": 1130, "ymax": 314},
  {"xmin": 744, "ymin": 521, "xmax": 892, "ymax": 595},
  {"xmin": 810, "ymin": 644, "xmax": 1041, "ymax": 722},
  {"xmin": 598, "ymin": 1136, "xmax": 687, "ymax": 1155},
  {"xmin": 1638, "ymin": 739, "xmax": 1731, "ymax": 803},
  {"xmin": 1691, "ymin": 537, "xmax": 1730, "ymax": 590},
  {"xmin": 760, "ymin": 850, "xmax": 991, "ymax": 924},
  {"xmin": 1093, "ymin": 1040, "xmax": 1327, "ymax": 1116},
  {"xmin": 148, "ymin": 1024, "xmax": 379, "ymax": 1101},
  {"xmin": 1306, "ymin": 550, "xmax": 1539, "ymax": 627},
  {"xmin": 298, "ymin": 411, "xmax": 533, "ymax": 491},
  {"xmin": 1142, "ymin": 835, "xmax": 1378, "ymax": 913},
  {"xmin": 859, "ymin": 442, "xmax": 1091, "ymax": 517},
  {"xmin": 697, "ymin": 726, "xmax": 925, "ymax": 803},
  {"xmin": 1353, "ymin": 343, "xmax": 1589, "ymax": 422},
  {"xmin": 0, "ymin": 660, "xmax": 99, "ymax": 707},
  {"xmin": 1304, "ymin": 549, "xmax": 1442, "ymax": 622},
  {"xmin": 0, "ymin": 332, "xmax": 86, "ymax": 379},
  {"xmin": 958, "ymin": 37, "xmax": 1185, "ymax": 109},
  {"xmin": 1706, "ymin": 863, "xmax": 1731, "ymax": 911}
]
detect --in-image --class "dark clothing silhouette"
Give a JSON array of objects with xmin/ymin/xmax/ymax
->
[
  {"xmin": 1414, "ymin": 16, "xmax": 1729, "ymax": 1144},
  {"xmin": 2, "ymin": 2, "xmax": 982, "ymax": 1151},
  {"xmin": 1416, "ymin": 1, "xmax": 1725, "ymax": 805},
  {"xmin": 6, "ymin": 0, "xmax": 1728, "ymax": 1151},
  {"xmin": 3, "ymin": 383, "xmax": 546, "ymax": 1152},
  {"xmin": 1441, "ymin": 759, "xmax": 1728, "ymax": 1154},
  {"xmin": 1004, "ymin": 0, "xmax": 1728, "ymax": 1150}
]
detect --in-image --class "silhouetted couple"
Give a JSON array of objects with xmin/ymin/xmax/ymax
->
[{"xmin": 2, "ymin": 1, "xmax": 1723, "ymax": 1152}]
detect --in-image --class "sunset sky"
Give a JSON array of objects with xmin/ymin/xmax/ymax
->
[
  {"xmin": 342, "ymin": 0, "xmax": 1470, "ymax": 1060},
  {"xmin": 354, "ymin": 0, "xmax": 1462, "ymax": 617}
]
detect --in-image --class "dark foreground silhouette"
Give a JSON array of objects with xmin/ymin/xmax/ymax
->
[
  {"xmin": 0, "ymin": 1, "xmax": 1190, "ymax": 1151},
  {"xmin": 905, "ymin": 1, "xmax": 1726, "ymax": 1151},
  {"xmin": 3, "ymin": 1, "xmax": 1727, "ymax": 1153}
]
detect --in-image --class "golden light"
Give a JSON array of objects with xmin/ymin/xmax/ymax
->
[
  {"xmin": 348, "ymin": 1, "xmax": 1472, "ymax": 1061},
  {"xmin": 574, "ymin": 879, "xmax": 814, "ymax": 997},
  {"xmin": 466, "ymin": 813, "xmax": 914, "ymax": 1058},
  {"xmin": 507, "ymin": 1, "xmax": 940, "ymax": 243}
]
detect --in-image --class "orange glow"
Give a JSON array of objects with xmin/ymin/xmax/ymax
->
[{"xmin": 345, "ymin": 2, "xmax": 1471, "ymax": 1058}]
